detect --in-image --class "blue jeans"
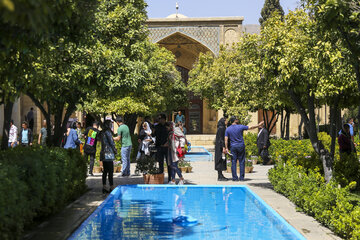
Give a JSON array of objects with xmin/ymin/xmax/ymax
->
[
  {"xmin": 171, "ymin": 161, "xmax": 183, "ymax": 180},
  {"xmin": 231, "ymin": 145, "xmax": 246, "ymax": 180},
  {"xmin": 8, "ymin": 142, "xmax": 17, "ymax": 148},
  {"xmin": 121, "ymin": 145, "xmax": 132, "ymax": 175}
]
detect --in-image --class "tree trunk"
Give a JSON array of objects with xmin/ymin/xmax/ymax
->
[
  {"xmin": 285, "ymin": 109, "xmax": 290, "ymax": 140},
  {"xmin": 124, "ymin": 113, "xmax": 138, "ymax": 135},
  {"xmin": 288, "ymin": 89, "xmax": 333, "ymax": 182},
  {"xmin": 26, "ymin": 93, "xmax": 53, "ymax": 146},
  {"xmin": 298, "ymin": 118, "xmax": 303, "ymax": 139},
  {"xmin": 280, "ymin": 109, "xmax": 285, "ymax": 139},
  {"xmin": 329, "ymin": 101, "xmax": 341, "ymax": 160},
  {"xmin": 1, "ymin": 100, "xmax": 14, "ymax": 150},
  {"xmin": 52, "ymin": 103, "xmax": 76, "ymax": 147}
]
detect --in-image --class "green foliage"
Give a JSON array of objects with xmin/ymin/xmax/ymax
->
[
  {"xmin": 304, "ymin": 0, "xmax": 360, "ymax": 68},
  {"xmin": 135, "ymin": 155, "xmax": 160, "ymax": 175},
  {"xmin": 334, "ymin": 153, "xmax": 360, "ymax": 188},
  {"xmin": 243, "ymin": 133, "xmax": 258, "ymax": 158},
  {"xmin": 269, "ymin": 163, "xmax": 360, "ymax": 239},
  {"xmin": 259, "ymin": 0, "xmax": 284, "ymax": 25},
  {"xmin": 0, "ymin": 146, "xmax": 87, "ymax": 239},
  {"xmin": 178, "ymin": 160, "xmax": 191, "ymax": 167},
  {"xmin": 83, "ymin": 41, "xmax": 187, "ymax": 117}
]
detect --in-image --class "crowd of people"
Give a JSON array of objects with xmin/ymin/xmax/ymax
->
[
  {"xmin": 8, "ymin": 107, "xmax": 359, "ymax": 190},
  {"xmin": 60, "ymin": 113, "xmax": 188, "ymax": 193}
]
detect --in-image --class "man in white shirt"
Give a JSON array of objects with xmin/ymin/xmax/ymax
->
[{"xmin": 8, "ymin": 120, "xmax": 18, "ymax": 148}]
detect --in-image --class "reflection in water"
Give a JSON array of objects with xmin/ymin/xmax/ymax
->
[{"xmin": 69, "ymin": 186, "xmax": 303, "ymax": 240}]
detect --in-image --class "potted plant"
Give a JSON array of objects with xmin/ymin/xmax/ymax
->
[
  {"xmin": 245, "ymin": 159, "xmax": 254, "ymax": 173},
  {"xmin": 93, "ymin": 160, "xmax": 102, "ymax": 173},
  {"xmin": 135, "ymin": 155, "xmax": 164, "ymax": 184},
  {"xmin": 114, "ymin": 161, "xmax": 122, "ymax": 173},
  {"xmin": 226, "ymin": 162, "xmax": 240, "ymax": 173},
  {"xmin": 178, "ymin": 160, "xmax": 192, "ymax": 173},
  {"xmin": 250, "ymin": 155, "xmax": 259, "ymax": 165}
]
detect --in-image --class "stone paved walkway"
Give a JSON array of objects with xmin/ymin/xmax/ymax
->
[{"xmin": 24, "ymin": 162, "xmax": 341, "ymax": 240}]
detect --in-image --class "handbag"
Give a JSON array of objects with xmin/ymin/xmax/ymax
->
[
  {"xmin": 105, "ymin": 150, "xmax": 115, "ymax": 160},
  {"xmin": 102, "ymin": 131, "xmax": 116, "ymax": 160}
]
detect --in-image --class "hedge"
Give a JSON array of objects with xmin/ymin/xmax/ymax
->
[
  {"xmin": 269, "ymin": 163, "xmax": 360, "ymax": 239},
  {"xmin": 0, "ymin": 146, "xmax": 87, "ymax": 240}
]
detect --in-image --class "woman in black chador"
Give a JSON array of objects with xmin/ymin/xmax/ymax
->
[{"xmin": 215, "ymin": 116, "xmax": 228, "ymax": 181}]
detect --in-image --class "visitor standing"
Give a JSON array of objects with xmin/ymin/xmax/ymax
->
[
  {"xmin": 339, "ymin": 118, "xmax": 355, "ymax": 143},
  {"xmin": 83, "ymin": 121, "xmax": 100, "ymax": 176},
  {"xmin": 100, "ymin": 120, "xmax": 117, "ymax": 193},
  {"xmin": 137, "ymin": 122, "xmax": 154, "ymax": 158},
  {"xmin": 175, "ymin": 111, "xmax": 185, "ymax": 125},
  {"xmin": 225, "ymin": 116, "xmax": 263, "ymax": 181},
  {"xmin": 177, "ymin": 122, "xmax": 187, "ymax": 135},
  {"xmin": 168, "ymin": 122, "xmax": 186, "ymax": 185},
  {"xmin": 215, "ymin": 116, "xmax": 228, "ymax": 181},
  {"xmin": 141, "ymin": 122, "xmax": 154, "ymax": 156},
  {"xmin": 64, "ymin": 122, "xmax": 81, "ymax": 149},
  {"xmin": 8, "ymin": 120, "xmax": 18, "ymax": 148},
  {"xmin": 114, "ymin": 117, "xmax": 132, "ymax": 177},
  {"xmin": 76, "ymin": 122, "xmax": 83, "ymax": 139},
  {"xmin": 18, "ymin": 121, "xmax": 33, "ymax": 147},
  {"xmin": 338, "ymin": 124, "xmax": 354, "ymax": 154},
  {"xmin": 26, "ymin": 107, "xmax": 34, "ymax": 132},
  {"xmin": 154, "ymin": 114, "xmax": 172, "ymax": 182},
  {"xmin": 38, "ymin": 120, "xmax": 47, "ymax": 145},
  {"xmin": 257, "ymin": 124, "xmax": 271, "ymax": 165}
]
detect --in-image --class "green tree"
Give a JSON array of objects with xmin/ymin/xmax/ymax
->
[
  {"xmin": 0, "ymin": 0, "xmax": 73, "ymax": 149},
  {"xmin": 189, "ymin": 34, "xmax": 294, "ymax": 131},
  {"xmin": 261, "ymin": 10, "xmax": 358, "ymax": 182},
  {"xmin": 304, "ymin": 0, "xmax": 360, "ymax": 135},
  {"xmin": 259, "ymin": 0, "xmax": 285, "ymax": 25},
  {"xmin": 26, "ymin": 0, "xmax": 149, "ymax": 146},
  {"xmin": 83, "ymin": 41, "xmax": 187, "ymax": 133}
]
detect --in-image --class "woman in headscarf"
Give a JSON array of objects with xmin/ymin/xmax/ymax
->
[
  {"xmin": 338, "ymin": 123, "xmax": 354, "ymax": 154},
  {"xmin": 141, "ymin": 122, "xmax": 154, "ymax": 156},
  {"xmin": 167, "ymin": 122, "xmax": 186, "ymax": 185},
  {"xmin": 215, "ymin": 116, "xmax": 228, "ymax": 181},
  {"xmin": 64, "ymin": 122, "xmax": 81, "ymax": 149},
  {"xmin": 100, "ymin": 120, "xmax": 117, "ymax": 194}
]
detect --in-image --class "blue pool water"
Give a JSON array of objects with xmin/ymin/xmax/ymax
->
[
  {"xmin": 185, "ymin": 146, "xmax": 212, "ymax": 162},
  {"xmin": 69, "ymin": 186, "xmax": 305, "ymax": 240}
]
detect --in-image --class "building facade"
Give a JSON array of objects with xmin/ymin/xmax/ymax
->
[{"xmin": 147, "ymin": 14, "xmax": 257, "ymax": 134}]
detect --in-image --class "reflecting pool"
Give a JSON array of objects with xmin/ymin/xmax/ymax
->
[{"xmin": 69, "ymin": 185, "xmax": 305, "ymax": 240}]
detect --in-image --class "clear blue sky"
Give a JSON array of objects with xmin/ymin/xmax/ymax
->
[{"xmin": 145, "ymin": 0, "xmax": 300, "ymax": 24}]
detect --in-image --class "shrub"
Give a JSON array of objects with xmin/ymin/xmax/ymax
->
[
  {"xmin": 334, "ymin": 153, "xmax": 360, "ymax": 188},
  {"xmin": 269, "ymin": 163, "xmax": 360, "ymax": 239},
  {"xmin": 0, "ymin": 146, "xmax": 87, "ymax": 240},
  {"xmin": 244, "ymin": 133, "xmax": 258, "ymax": 159}
]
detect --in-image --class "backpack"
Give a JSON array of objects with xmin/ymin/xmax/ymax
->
[{"xmin": 173, "ymin": 133, "xmax": 187, "ymax": 158}]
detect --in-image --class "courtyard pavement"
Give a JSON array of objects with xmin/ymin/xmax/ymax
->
[{"xmin": 24, "ymin": 162, "xmax": 341, "ymax": 240}]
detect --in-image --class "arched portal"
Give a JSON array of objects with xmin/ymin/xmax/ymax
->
[
  {"xmin": 157, "ymin": 32, "xmax": 215, "ymax": 134},
  {"xmin": 157, "ymin": 32, "xmax": 214, "ymax": 69}
]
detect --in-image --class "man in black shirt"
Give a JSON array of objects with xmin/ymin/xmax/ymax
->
[
  {"xmin": 154, "ymin": 113, "xmax": 171, "ymax": 182},
  {"xmin": 83, "ymin": 121, "xmax": 100, "ymax": 176}
]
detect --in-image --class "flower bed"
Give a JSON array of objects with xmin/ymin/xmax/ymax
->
[{"xmin": 0, "ymin": 146, "xmax": 87, "ymax": 240}]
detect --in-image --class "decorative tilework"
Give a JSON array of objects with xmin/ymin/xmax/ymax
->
[{"xmin": 149, "ymin": 26, "xmax": 220, "ymax": 55}]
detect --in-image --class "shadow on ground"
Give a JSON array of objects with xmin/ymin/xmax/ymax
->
[{"xmin": 248, "ymin": 182, "xmax": 274, "ymax": 190}]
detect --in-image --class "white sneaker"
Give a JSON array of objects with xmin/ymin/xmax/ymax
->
[
  {"xmin": 178, "ymin": 180, "xmax": 185, "ymax": 185},
  {"xmin": 168, "ymin": 181, "xmax": 176, "ymax": 185}
]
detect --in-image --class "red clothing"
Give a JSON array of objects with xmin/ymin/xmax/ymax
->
[{"xmin": 338, "ymin": 133, "xmax": 352, "ymax": 152}]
